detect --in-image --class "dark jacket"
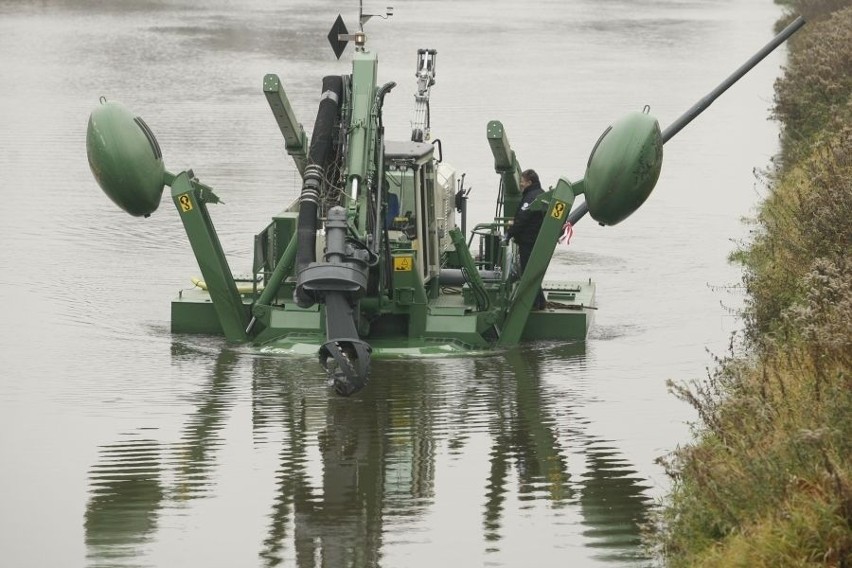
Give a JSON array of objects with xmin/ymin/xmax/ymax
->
[{"xmin": 507, "ymin": 182, "xmax": 545, "ymax": 246}]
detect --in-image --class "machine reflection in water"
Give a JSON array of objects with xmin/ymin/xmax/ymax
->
[
  {"xmin": 84, "ymin": 343, "xmax": 652, "ymax": 566},
  {"xmin": 85, "ymin": 437, "xmax": 164, "ymax": 565}
]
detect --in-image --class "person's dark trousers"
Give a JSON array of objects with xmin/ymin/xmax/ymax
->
[{"xmin": 518, "ymin": 242, "xmax": 546, "ymax": 310}]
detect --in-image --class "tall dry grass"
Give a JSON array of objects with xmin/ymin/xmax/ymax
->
[{"xmin": 652, "ymin": 1, "xmax": 852, "ymax": 565}]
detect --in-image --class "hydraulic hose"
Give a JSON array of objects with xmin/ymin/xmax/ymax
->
[
  {"xmin": 372, "ymin": 81, "xmax": 396, "ymax": 254},
  {"xmin": 295, "ymin": 75, "xmax": 344, "ymax": 307}
]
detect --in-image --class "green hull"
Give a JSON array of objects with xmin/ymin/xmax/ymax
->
[{"xmin": 171, "ymin": 279, "xmax": 595, "ymax": 351}]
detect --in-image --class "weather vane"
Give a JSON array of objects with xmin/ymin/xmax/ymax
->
[{"xmin": 328, "ymin": 1, "xmax": 394, "ymax": 59}]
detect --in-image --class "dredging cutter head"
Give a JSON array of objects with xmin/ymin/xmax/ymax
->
[{"xmin": 319, "ymin": 339, "xmax": 372, "ymax": 396}]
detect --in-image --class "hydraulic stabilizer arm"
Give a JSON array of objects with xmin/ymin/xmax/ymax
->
[
  {"xmin": 497, "ymin": 178, "xmax": 579, "ymax": 346},
  {"xmin": 85, "ymin": 98, "xmax": 249, "ymax": 342},
  {"xmin": 484, "ymin": 119, "xmax": 580, "ymax": 344},
  {"xmin": 170, "ymin": 171, "xmax": 249, "ymax": 342}
]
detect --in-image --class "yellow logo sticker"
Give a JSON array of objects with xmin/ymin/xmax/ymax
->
[
  {"xmin": 178, "ymin": 193, "xmax": 193, "ymax": 212},
  {"xmin": 393, "ymin": 256, "xmax": 413, "ymax": 271},
  {"xmin": 551, "ymin": 200, "xmax": 566, "ymax": 220}
]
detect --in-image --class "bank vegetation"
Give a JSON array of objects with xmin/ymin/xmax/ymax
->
[{"xmin": 654, "ymin": 1, "xmax": 852, "ymax": 565}]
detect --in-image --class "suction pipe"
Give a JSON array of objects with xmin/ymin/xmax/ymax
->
[{"xmin": 296, "ymin": 75, "xmax": 344, "ymax": 307}]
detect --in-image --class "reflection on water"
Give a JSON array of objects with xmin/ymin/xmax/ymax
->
[
  {"xmin": 85, "ymin": 438, "xmax": 163, "ymax": 567},
  {"xmin": 580, "ymin": 443, "xmax": 653, "ymax": 562},
  {"xmin": 1, "ymin": 0, "xmax": 783, "ymax": 564},
  {"xmin": 170, "ymin": 346, "xmax": 240, "ymax": 500},
  {"xmin": 85, "ymin": 343, "xmax": 652, "ymax": 566},
  {"xmin": 480, "ymin": 348, "xmax": 577, "ymax": 546}
]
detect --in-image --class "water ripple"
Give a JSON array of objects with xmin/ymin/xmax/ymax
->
[{"xmin": 85, "ymin": 435, "xmax": 163, "ymax": 567}]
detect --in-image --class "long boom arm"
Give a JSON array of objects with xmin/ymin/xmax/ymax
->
[
  {"xmin": 263, "ymin": 74, "xmax": 310, "ymax": 178},
  {"xmin": 487, "ymin": 120, "xmax": 523, "ymax": 219},
  {"xmin": 494, "ymin": 15, "xmax": 805, "ymax": 343},
  {"xmin": 566, "ymin": 15, "xmax": 806, "ymax": 226}
]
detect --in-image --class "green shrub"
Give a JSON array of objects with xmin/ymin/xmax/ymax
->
[
  {"xmin": 657, "ymin": 343, "xmax": 851, "ymax": 567},
  {"xmin": 653, "ymin": 3, "xmax": 852, "ymax": 565},
  {"xmin": 738, "ymin": 125, "xmax": 852, "ymax": 340},
  {"xmin": 774, "ymin": 6, "xmax": 852, "ymax": 164}
]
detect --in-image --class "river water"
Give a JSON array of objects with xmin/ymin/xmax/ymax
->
[{"xmin": 0, "ymin": 0, "xmax": 786, "ymax": 566}]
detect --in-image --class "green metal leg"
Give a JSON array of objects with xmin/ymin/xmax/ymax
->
[
  {"xmin": 498, "ymin": 178, "xmax": 578, "ymax": 346},
  {"xmin": 171, "ymin": 171, "xmax": 248, "ymax": 342}
]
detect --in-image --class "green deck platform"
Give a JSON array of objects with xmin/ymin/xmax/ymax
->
[{"xmin": 171, "ymin": 278, "xmax": 595, "ymax": 352}]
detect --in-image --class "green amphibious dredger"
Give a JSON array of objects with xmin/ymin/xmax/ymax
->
[{"xmin": 86, "ymin": 7, "xmax": 805, "ymax": 395}]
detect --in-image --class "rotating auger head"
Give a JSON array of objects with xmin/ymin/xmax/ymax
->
[{"xmin": 320, "ymin": 339, "xmax": 372, "ymax": 396}]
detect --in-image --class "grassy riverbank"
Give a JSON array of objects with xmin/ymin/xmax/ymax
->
[{"xmin": 653, "ymin": 1, "xmax": 852, "ymax": 565}]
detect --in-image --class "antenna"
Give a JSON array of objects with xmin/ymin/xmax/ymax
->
[
  {"xmin": 359, "ymin": 0, "xmax": 394, "ymax": 29},
  {"xmin": 328, "ymin": 2, "xmax": 394, "ymax": 60}
]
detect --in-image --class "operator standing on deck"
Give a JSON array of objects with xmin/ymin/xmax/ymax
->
[{"xmin": 506, "ymin": 169, "xmax": 547, "ymax": 310}]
